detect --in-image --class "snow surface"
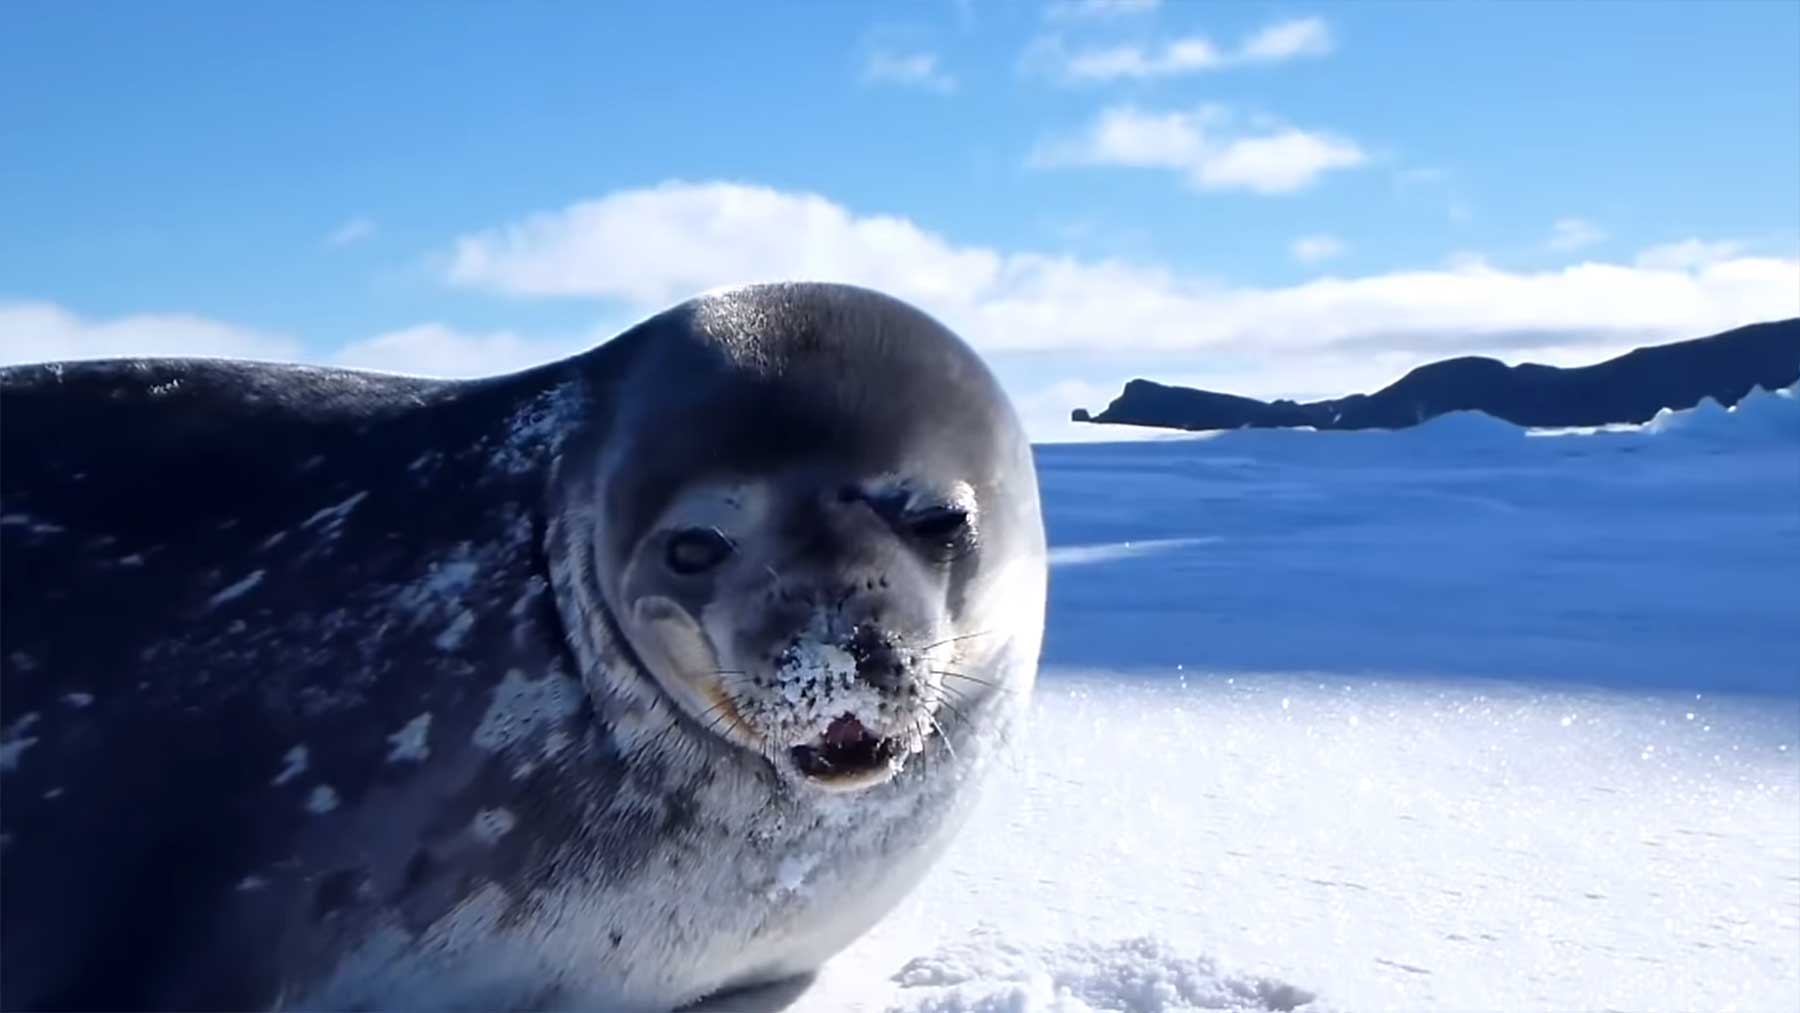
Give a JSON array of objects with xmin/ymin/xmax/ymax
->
[{"xmin": 757, "ymin": 386, "xmax": 1800, "ymax": 1013}]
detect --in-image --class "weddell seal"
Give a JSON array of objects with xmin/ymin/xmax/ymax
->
[{"xmin": 0, "ymin": 282, "xmax": 1047, "ymax": 1011}]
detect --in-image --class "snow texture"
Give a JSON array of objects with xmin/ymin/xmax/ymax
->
[
  {"xmin": 769, "ymin": 385, "xmax": 1800, "ymax": 1013},
  {"xmin": 888, "ymin": 931, "xmax": 1321, "ymax": 1012},
  {"xmin": 774, "ymin": 639, "xmax": 886, "ymax": 737}
]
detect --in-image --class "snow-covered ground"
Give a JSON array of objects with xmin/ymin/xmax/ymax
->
[{"xmin": 770, "ymin": 388, "xmax": 1800, "ymax": 1013}]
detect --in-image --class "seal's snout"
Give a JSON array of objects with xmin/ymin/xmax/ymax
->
[{"xmin": 755, "ymin": 623, "xmax": 937, "ymax": 791}]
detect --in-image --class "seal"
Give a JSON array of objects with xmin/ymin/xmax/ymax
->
[{"xmin": 0, "ymin": 282, "xmax": 1048, "ymax": 1012}]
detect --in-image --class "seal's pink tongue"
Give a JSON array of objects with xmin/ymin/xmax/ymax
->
[{"xmin": 824, "ymin": 713, "xmax": 868, "ymax": 748}]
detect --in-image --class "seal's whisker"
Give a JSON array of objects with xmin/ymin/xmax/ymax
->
[
  {"xmin": 932, "ymin": 677, "xmax": 973, "ymax": 698},
  {"xmin": 702, "ymin": 712, "xmax": 739, "ymax": 740},
  {"xmin": 931, "ymin": 682, "xmax": 977, "ymax": 714},
  {"xmin": 919, "ymin": 630, "xmax": 998, "ymax": 654},
  {"xmin": 927, "ymin": 691, "xmax": 971, "ymax": 729},
  {"xmin": 912, "ymin": 716, "xmax": 933, "ymax": 776},
  {"xmin": 633, "ymin": 715, "xmax": 684, "ymax": 760},
  {"xmin": 765, "ymin": 562, "xmax": 812, "ymax": 609},
  {"xmin": 932, "ymin": 669, "xmax": 1010, "ymax": 693},
  {"xmin": 694, "ymin": 699, "xmax": 734, "ymax": 722},
  {"xmin": 694, "ymin": 699, "xmax": 742, "ymax": 740},
  {"xmin": 925, "ymin": 710, "xmax": 957, "ymax": 762}
]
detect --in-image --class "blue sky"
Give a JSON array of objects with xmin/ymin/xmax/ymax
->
[{"xmin": 3, "ymin": 0, "xmax": 1797, "ymax": 439}]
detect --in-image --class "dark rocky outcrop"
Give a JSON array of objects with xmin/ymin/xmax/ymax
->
[{"xmin": 1075, "ymin": 318, "xmax": 1800, "ymax": 432}]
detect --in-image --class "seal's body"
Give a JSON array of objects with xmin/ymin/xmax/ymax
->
[{"xmin": 0, "ymin": 284, "xmax": 1047, "ymax": 1011}]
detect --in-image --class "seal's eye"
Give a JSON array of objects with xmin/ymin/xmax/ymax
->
[
  {"xmin": 665, "ymin": 528, "xmax": 734, "ymax": 575},
  {"xmin": 903, "ymin": 507, "xmax": 970, "ymax": 545}
]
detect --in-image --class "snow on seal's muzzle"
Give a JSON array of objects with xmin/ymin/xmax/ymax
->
[{"xmin": 769, "ymin": 624, "xmax": 935, "ymax": 789}]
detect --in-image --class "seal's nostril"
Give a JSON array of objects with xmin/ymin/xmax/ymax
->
[{"xmin": 848, "ymin": 625, "xmax": 907, "ymax": 690}]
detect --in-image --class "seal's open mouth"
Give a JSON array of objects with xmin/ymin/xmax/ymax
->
[{"xmin": 789, "ymin": 713, "xmax": 901, "ymax": 786}]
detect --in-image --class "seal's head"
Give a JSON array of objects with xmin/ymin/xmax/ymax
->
[{"xmin": 562, "ymin": 283, "xmax": 1045, "ymax": 793}]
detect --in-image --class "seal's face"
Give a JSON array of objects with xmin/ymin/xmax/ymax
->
[
  {"xmin": 556, "ymin": 283, "xmax": 1045, "ymax": 799},
  {"xmin": 615, "ymin": 470, "xmax": 980, "ymax": 792}
]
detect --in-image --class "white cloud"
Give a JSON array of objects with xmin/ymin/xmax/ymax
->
[
  {"xmin": 1239, "ymin": 17, "xmax": 1333, "ymax": 62},
  {"xmin": 9, "ymin": 184, "xmax": 1795, "ymax": 444},
  {"xmin": 0, "ymin": 302, "xmax": 303, "ymax": 366},
  {"xmin": 860, "ymin": 51, "xmax": 958, "ymax": 94},
  {"xmin": 1043, "ymin": 0, "xmax": 1159, "ymax": 21},
  {"xmin": 1547, "ymin": 218, "xmax": 1606, "ymax": 252},
  {"xmin": 1291, "ymin": 234, "xmax": 1346, "ymax": 263},
  {"xmin": 1030, "ymin": 105, "xmax": 1367, "ymax": 194},
  {"xmin": 329, "ymin": 323, "xmax": 597, "ymax": 378},
  {"xmin": 1062, "ymin": 37, "xmax": 1223, "ymax": 78},
  {"xmin": 1634, "ymin": 238, "xmax": 1747, "ymax": 271},
  {"xmin": 0, "ymin": 305, "xmax": 604, "ymax": 389},
  {"xmin": 442, "ymin": 182, "xmax": 1799, "ymax": 373},
  {"xmin": 1027, "ymin": 16, "xmax": 1332, "ymax": 84},
  {"xmin": 327, "ymin": 217, "xmax": 377, "ymax": 247},
  {"xmin": 444, "ymin": 180, "xmax": 1004, "ymax": 306},
  {"xmin": 1011, "ymin": 378, "xmax": 1149, "ymax": 443}
]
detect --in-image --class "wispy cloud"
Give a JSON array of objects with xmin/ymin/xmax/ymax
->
[
  {"xmin": 1026, "ymin": 16, "xmax": 1333, "ymax": 84},
  {"xmin": 1043, "ymin": 0, "xmax": 1159, "ymax": 22},
  {"xmin": 1029, "ymin": 105, "xmax": 1367, "ymax": 195},
  {"xmin": 1634, "ymin": 238, "xmax": 1745, "ymax": 270},
  {"xmin": 1058, "ymin": 37, "xmax": 1223, "ymax": 78},
  {"xmin": 1239, "ymin": 17, "xmax": 1333, "ymax": 62},
  {"xmin": 1291, "ymin": 234, "xmax": 1346, "ymax": 263},
  {"xmin": 326, "ymin": 217, "xmax": 377, "ymax": 247},
  {"xmin": 1547, "ymin": 218, "xmax": 1606, "ymax": 252},
  {"xmin": 0, "ymin": 302, "xmax": 302, "ymax": 366},
  {"xmin": 861, "ymin": 50, "xmax": 958, "ymax": 94},
  {"xmin": 330, "ymin": 322, "xmax": 596, "ymax": 378}
]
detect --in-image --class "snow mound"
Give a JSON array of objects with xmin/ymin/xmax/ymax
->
[
  {"xmin": 1390, "ymin": 407, "xmax": 1523, "ymax": 443},
  {"xmin": 886, "ymin": 931, "xmax": 1327, "ymax": 1013},
  {"xmin": 1640, "ymin": 382, "xmax": 1799, "ymax": 441}
]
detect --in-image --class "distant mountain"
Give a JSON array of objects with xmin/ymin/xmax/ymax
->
[{"xmin": 1072, "ymin": 318, "xmax": 1800, "ymax": 432}]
